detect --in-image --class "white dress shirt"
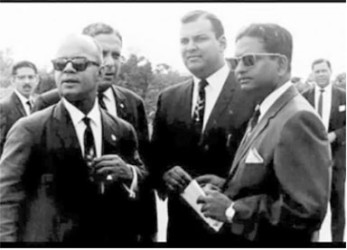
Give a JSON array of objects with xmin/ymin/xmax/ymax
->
[
  {"xmin": 14, "ymin": 89, "xmax": 33, "ymax": 116},
  {"xmin": 62, "ymin": 98, "xmax": 137, "ymax": 197},
  {"xmin": 314, "ymin": 83, "xmax": 332, "ymax": 131},
  {"xmin": 100, "ymin": 87, "xmax": 117, "ymax": 118},
  {"xmin": 192, "ymin": 62, "xmax": 230, "ymax": 131}
]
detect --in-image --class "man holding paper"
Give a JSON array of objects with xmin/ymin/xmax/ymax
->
[
  {"xmin": 197, "ymin": 23, "xmax": 331, "ymax": 242},
  {"xmin": 150, "ymin": 10, "xmax": 254, "ymax": 242}
]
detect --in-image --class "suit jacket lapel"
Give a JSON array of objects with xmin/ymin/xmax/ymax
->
[
  {"xmin": 100, "ymin": 109, "xmax": 118, "ymax": 154},
  {"xmin": 12, "ymin": 92, "xmax": 26, "ymax": 117},
  {"xmin": 178, "ymin": 79, "xmax": 194, "ymax": 125},
  {"xmin": 204, "ymin": 72, "xmax": 237, "ymax": 132},
  {"xmin": 306, "ymin": 88, "xmax": 315, "ymax": 107},
  {"xmin": 52, "ymin": 101, "xmax": 82, "ymax": 158},
  {"xmin": 112, "ymin": 86, "xmax": 128, "ymax": 120},
  {"xmin": 230, "ymin": 86, "xmax": 299, "ymax": 173}
]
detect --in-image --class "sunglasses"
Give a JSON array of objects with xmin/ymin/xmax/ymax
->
[
  {"xmin": 52, "ymin": 57, "xmax": 100, "ymax": 72},
  {"xmin": 230, "ymin": 53, "xmax": 285, "ymax": 70}
]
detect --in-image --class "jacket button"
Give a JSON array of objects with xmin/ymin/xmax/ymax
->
[{"xmin": 204, "ymin": 145, "xmax": 209, "ymax": 151}]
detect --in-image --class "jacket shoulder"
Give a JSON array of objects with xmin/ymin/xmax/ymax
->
[
  {"xmin": 159, "ymin": 78, "xmax": 192, "ymax": 98},
  {"xmin": 114, "ymin": 86, "xmax": 144, "ymax": 103}
]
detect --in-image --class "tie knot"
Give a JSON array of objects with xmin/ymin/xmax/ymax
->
[
  {"xmin": 320, "ymin": 88, "xmax": 325, "ymax": 93},
  {"xmin": 199, "ymin": 79, "xmax": 208, "ymax": 91},
  {"xmin": 83, "ymin": 117, "xmax": 91, "ymax": 126}
]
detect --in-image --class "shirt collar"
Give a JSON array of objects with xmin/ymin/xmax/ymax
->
[
  {"xmin": 258, "ymin": 81, "xmax": 292, "ymax": 120},
  {"xmin": 62, "ymin": 97, "xmax": 102, "ymax": 128},
  {"xmin": 102, "ymin": 87, "xmax": 114, "ymax": 102},
  {"xmin": 14, "ymin": 89, "xmax": 30, "ymax": 104},
  {"xmin": 314, "ymin": 82, "xmax": 332, "ymax": 94},
  {"xmin": 193, "ymin": 61, "xmax": 230, "ymax": 90}
]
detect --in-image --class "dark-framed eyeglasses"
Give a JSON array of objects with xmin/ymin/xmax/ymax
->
[
  {"xmin": 52, "ymin": 57, "xmax": 100, "ymax": 72},
  {"xmin": 230, "ymin": 53, "xmax": 286, "ymax": 70}
]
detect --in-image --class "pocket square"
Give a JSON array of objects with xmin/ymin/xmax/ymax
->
[
  {"xmin": 245, "ymin": 147, "xmax": 264, "ymax": 164},
  {"xmin": 339, "ymin": 105, "xmax": 346, "ymax": 112}
]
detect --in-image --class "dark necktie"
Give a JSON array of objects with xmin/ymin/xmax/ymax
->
[
  {"xmin": 26, "ymin": 100, "xmax": 32, "ymax": 115},
  {"xmin": 192, "ymin": 79, "xmax": 208, "ymax": 135},
  {"xmin": 318, "ymin": 88, "xmax": 324, "ymax": 117},
  {"xmin": 83, "ymin": 117, "xmax": 96, "ymax": 169},
  {"xmin": 250, "ymin": 106, "xmax": 261, "ymax": 132},
  {"xmin": 98, "ymin": 93, "xmax": 107, "ymax": 110}
]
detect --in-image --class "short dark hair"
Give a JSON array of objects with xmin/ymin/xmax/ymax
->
[
  {"xmin": 82, "ymin": 22, "xmax": 123, "ymax": 45},
  {"xmin": 11, "ymin": 60, "xmax": 38, "ymax": 76},
  {"xmin": 181, "ymin": 10, "xmax": 224, "ymax": 38},
  {"xmin": 312, "ymin": 58, "xmax": 331, "ymax": 70},
  {"xmin": 236, "ymin": 23, "xmax": 293, "ymax": 72}
]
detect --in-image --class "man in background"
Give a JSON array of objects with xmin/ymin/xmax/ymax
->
[
  {"xmin": 302, "ymin": 59, "xmax": 346, "ymax": 242},
  {"xmin": 0, "ymin": 61, "xmax": 39, "ymax": 156}
]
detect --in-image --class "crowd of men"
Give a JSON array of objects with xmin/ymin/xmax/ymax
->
[{"xmin": 0, "ymin": 10, "xmax": 345, "ymax": 245}]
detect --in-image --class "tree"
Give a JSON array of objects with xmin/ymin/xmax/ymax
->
[{"xmin": 0, "ymin": 48, "xmax": 14, "ymax": 89}]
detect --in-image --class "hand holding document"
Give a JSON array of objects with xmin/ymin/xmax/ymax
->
[{"xmin": 181, "ymin": 180, "xmax": 224, "ymax": 232}]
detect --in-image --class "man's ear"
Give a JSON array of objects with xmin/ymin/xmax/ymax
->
[
  {"xmin": 218, "ymin": 35, "xmax": 227, "ymax": 52},
  {"xmin": 277, "ymin": 56, "xmax": 289, "ymax": 76},
  {"xmin": 98, "ymin": 65, "xmax": 105, "ymax": 78}
]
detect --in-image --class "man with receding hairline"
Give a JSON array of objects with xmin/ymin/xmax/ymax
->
[
  {"xmin": 0, "ymin": 34, "xmax": 147, "ymax": 243},
  {"xmin": 33, "ymin": 23, "xmax": 156, "ymax": 241}
]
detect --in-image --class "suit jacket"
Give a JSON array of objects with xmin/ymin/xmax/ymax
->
[
  {"xmin": 0, "ymin": 92, "xmax": 27, "ymax": 156},
  {"xmin": 302, "ymin": 85, "xmax": 346, "ymax": 166},
  {"xmin": 0, "ymin": 101, "xmax": 147, "ymax": 243},
  {"xmin": 150, "ymin": 71, "xmax": 255, "ymax": 242},
  {"xmin": 32, "ymin": 86, "xmax": 155, "ymax": 240},
  {"xmin": 223, "ymin": 86, "xmax": 331, "ymax": 242}
]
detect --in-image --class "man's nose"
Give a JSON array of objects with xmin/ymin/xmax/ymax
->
[
  {"xmin": 185, "ymin": 39, "xmax": 198, "ymax": 51},
  {"xmin": 63, "ymin": 62, "xmax": 76, "ymax": 72}
]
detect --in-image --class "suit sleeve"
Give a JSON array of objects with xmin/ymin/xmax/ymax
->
[
  {"xmin": 0, "ymin": 105, "xmax": 8, "ymax": 156},
  {"xmin": 229, "ymin": 111, "xmax": 331, "ymax": 240},
  {"xmin": 135, "ymin": 98, "xmax": 150, "ymax": 164},
  {"xmin": 332, "ymin": 91, "xmax": 346, "ymax": 146},
  {"xmin": 0, "ymin": 120, "xmax": 34, "ymax": 242}
]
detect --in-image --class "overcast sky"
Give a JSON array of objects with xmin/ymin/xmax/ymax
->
[{"xmin": 0, "ymin": 3, "xmax": 345, "ymax": 80}]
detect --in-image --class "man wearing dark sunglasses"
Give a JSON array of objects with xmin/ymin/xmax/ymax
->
[
  {"xmin": 197, "ymin": 23, "xmax": 331, "ymax": 243},
  {"xmin": 0, "ymin": 34, "xmax": 148, "ymax": 243},
  {"xmin": 33, "ymin": 23, "xmax": 156, "ymax": 242},
  {"xmin": 150, "ymin": 10, "xmax": 255, "ymax": 243}
]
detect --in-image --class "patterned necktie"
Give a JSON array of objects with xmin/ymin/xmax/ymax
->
[
  {"xmin": 318, "ymin": 88, "xmax": 324, "ymax": 117},
  {"xmin": 192, "ymin": 79, "xmax": 208, "ymax": 135},
  {"xmin": 83, "ymin": 117, "xmax": 96, "ymax": 169},
  {"xmin": 26, "ymin": 100, "xmax": 32, "ymax": 115},
  {"xmin": 98, "ymin": 93, "xmax": 107, "ymax": 110},
  {"xmin": 244, "ymin": 105, "xmax": 261, "ymax": 141}
]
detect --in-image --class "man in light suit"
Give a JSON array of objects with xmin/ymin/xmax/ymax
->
[
  {"xmin": 0, "ymin": 34, "xmax": 147, "ymax": 243},
  {"xmin": 33, "ymin": 23, "xmax": 156, "ymax": 241},
  {"xmin": 302, "ymin": 59, "xmax": 346, "ymax": 242},
  {"xmin": 0, "ymin": 61, "xmax": 39, "ymax": 156},
  {"xmin": 150, "ymin": 10, "xmax": 255, "ymax": 243},
  {"xmin": 197, "ymin": 23, "xmax": 331, "ymax": 243}
]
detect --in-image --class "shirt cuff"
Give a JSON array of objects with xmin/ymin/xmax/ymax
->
[
  {"xmin": 225, "ymin": 202, "xmax": 235, "ymax": 223},
  {"xmin": 122, "ymin": 164, "xmax": 138, "ymax": 198}
]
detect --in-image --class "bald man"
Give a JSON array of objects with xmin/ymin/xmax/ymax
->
[{"xmin": 0, "ymin": 34, "xmax": 147, "ymax": 243}]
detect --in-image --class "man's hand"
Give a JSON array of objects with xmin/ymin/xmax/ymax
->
[
  {"xmin": 93, "ymin": 154, "xmax": 133, "ymax": 184},
  {"xmin": 163, "ymin": 166, "xmax": 192, "ymax": 194},
  {"xmin": 328, "ymin": 132, "xmax": 336, "ymax": 143},
  {"xmin": 197, "ymin": 190, "xmax": 232, "ymax": 222},
  {"xmin": 195, "ymin": 174, "xmax": 226, "ymax": 190}
]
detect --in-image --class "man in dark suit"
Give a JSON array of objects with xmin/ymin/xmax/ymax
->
[
  {"xmin": 197, "ymin": 23, "xmax": 331, "ymax": 243},
  {"xmin": 150, "ymin": 10, "xmax": 255, "ymax": 243},
  {"xmin": 302, "ymin": 59, "xmax": 346, "ymax": 242},
  {"xmin": 0, "ymin": 61, "xmax": 39, "ymax": 156},
  {"xmin": 32, "ymin": 23, "xmax": 156, "ymax": 242},
  {"xmin": 0, "ymin": 34, "xmax": 147, "ymax": 243}
]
